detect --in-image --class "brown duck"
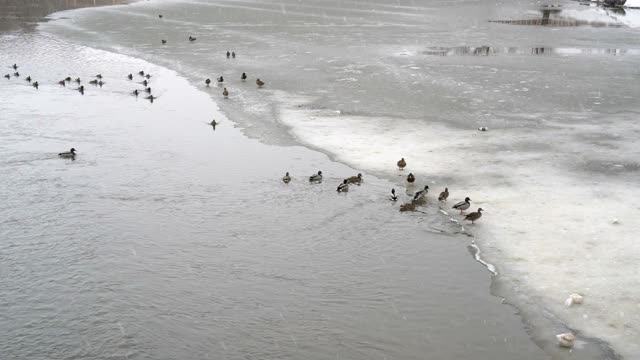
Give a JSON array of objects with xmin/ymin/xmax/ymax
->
[
  {"xmin": 438, "ymin": 187, "xmax": 449, "ymax": 202},
  {"xmin": 397, "ymin": 157, "xmax": 406, "ymax": 170},
  {"xmin": 464, "ymin": 208, "xmax": 483, "ymax": 224}
]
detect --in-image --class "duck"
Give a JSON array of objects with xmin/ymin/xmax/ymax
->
[
  {"xmin": 452, "ymin": 197, "xmax": 471, "ymax": 214},
  {"xmin": 13, "ymin": 72, "xmax": 19, "ymax": 77},
  {"xmin": 11, "ymin": 64, "xmax": 18, "ymax": 70},
  {"xmin": 309, "ymin": 171, "xmax": 323, "ymax": 182},
  {"xmin": 58, "ymin": 80, "xmax": 65, "ymax": 86},
  {"xmin": 74, "ymin": 77, "xmax": 81, "ymax": 84},
  {"xmin": 210, "ymin": 119, "xmax": 218, "ymax": 130},
  {"xmin": 188, "ymin": 36, "xmax": 196, "ymax": 42},
  {"xmin": 25, "ymin": 76, "xmax": 32, "ymax": 82},
  {"xmin": 217, "ymin": 76, "xmax": 224, "ymax": 83},
  {"xmin": 226, "ymin": 51, "xmax": 230, "ymax": 58},
  {"xmin": 58, "ymin": 148, "xmax": 76, "ymax": 158},
  {"xmin": 132, "ymin": 89, "xmax": 139, "ymax": 97},
  {"xmin": 399, "ymin": 202, "xmax": 416, "ymax": 212},
  {"xmin": 256, "ymin": 78, "xmax": 265, "ymax": 87},
  {"xmin": 146, "ymin": 95, "xmax": 156, "ymax": 103},
  {"xmin": 95, "ymin": 74, "xmax": 103, "ymax": 79},
  {"xmin": 158, "ymin": 14, "xmax": 163, "ymax": 18},
  {"xmin": 347, "ymin": 173, "xmax": 363, "ymax": 184},
  {"xmin": 464, "ymin": 208, "xmax": 483, "ymax": 224},
  {"xmin": 65, "ymin": 76, "xmax": 72, "ymax": 82},
  {"xmin": 282, "ymin": 172, "xmax": 291, "ymax": 184},
  {"xmin": 127, "ymin": 74, "xmax": 133, "ymax": 80},
  {"xmin": 389, "ymin": 188, "xmax": 398, "ymax": 201},
  {"xmin": 397, "ymin": 157, "xmax": 406, "ymax": 170},
  {"xmin": 161, "ymin": 39, "xmax": 167, "ymax": 44},
  {"xmin": 556, "ymin": 333, "xmax": 575, "ymax": 348},
  {"xmin": 565, "ymin": 293, "xmax": 584, "ymax": 307},
  {"xmin": 142, "ymin": 79, "xmax": 148, "ymax": 86},
  {"xmin": 98, "ymin": 81, "xmax": 105, "ymax": 87},
  {"xmin": 3, "ymin": 74, "xmax": 10, "ymax": 79},
  {"xmin": 138, "ymin": 71, "xmax": 145, "ymax": 76},
  {"xmin": 145, "ymin": 87, "xmax": 152, "ymax": 93},
  {"xmin": 413, "ymin": 185, "xmax": 429, "ymax": 201},
  {"xmin": 232, "ymin": 52, "xmax": 236, "ymax": 58},
  {"xmin": 32, "ymin": 81, "xmax": 39, "ymax": 89},
  {"xmin": 241, "ymin": 72, "xmax": 247, "ymax": 81},
  {"xmin": 222, "ymin": 88, "xmax": 229, "ymax": 98},
  {"xmin": 438, "ymin": 187, "xmax": 449, "ymax": 202},
  {"xmin": 89, "ymin": 79, "xmax": 98, "ymax": 85},
  {"xmin": 78, "ymin": 85, "xmax": 85, "ymax": 95},
  {"xmin": 337, "ymin": 179, "xmax": 349, "ymax": 193},
  {"xmin": 145, "ymin": 74, "xmax": 151, "ymax": 79},
  {"xmin": 205, "ymin": 78, "xmax": 211, "ymax": 87},
  {"xmin": 406, "ymin": 173, "xmax": 415, "ymax": 183}
]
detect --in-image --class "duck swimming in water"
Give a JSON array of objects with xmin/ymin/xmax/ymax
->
[
  {"xmin": 146, "ymin": 95, "xmax": 156, "ymax": 103},
  {"xmin": 127, "ymin": 74, "xmax": 133, "ymax": 80},
  {"xmin": 132, "ymin": 89, "xmax": 139, "ymax": 97},
  {"xmin": 142, "ymin": 79, "xmax": 148, "ymax": 86},
  {"xmin": 256, "ymin": 78, "xmax": 265, "ymax": 87},
  {"xmin": 65, "ymin": 77, "xmax": 71, "ymax": 82},
  {"xmin": 13, "ymin": 72, "xmax": 19, "ymax": 77},
  {"xmin": 11, "ymin": 64, "xmax": 18, "ymax": 70},
  {"xmin": 145, "ymin": 74, "xmax": 151, "ymax": 79},
  {"xmin": 25, "ymin": 76, "xmax": 32, "ymax": 83},
  {"xmin": 161, "ymin": 39, "xmax": 167, "ymax": 44},
  {"xmin": 464, "ymin": 208, "xmax": 483, "ymax": 224},
  {"xmin": 397, "ymin": 157, "xmax": 406, "ymax": 170},
  {"xmin": 58, "ymin": 80, "xmax": 65, "ymax": 86},
  {"xmin": 58, "ymin": 148, "xmax": 76, "ymax": 158},
  {"xmin": 222, "ymin": 88, "xmax": 229, "ymax": 98},
  {"xmin": 232, "ymin": 51, "xmax": 236, "ymax": 58},
  {"xmin": 452, "ymin": 197, "xmax": 471, "ymax": 214},
  {"xmin": 347, "ymin": 173, "xmax": 363, "ymax": 184},
  {"xmin": 145, "ymin": 87, "xmax": 152, "ymax": 93},
  {"xmin": 389, "ymin": 188, "xmax": 398, "ymax": 201},
  {"xmin": 78, "ymin": 85, "xmax": 85, "ymax": 95},
  {"xmin": 205, "ymin": 78, "xmax": 211, "ymax": 87},
  {"xmin": 188, "ymin": 36, "xmax": 196, "ymax": 42},
  {"xmin": 158, "ymin": 14, "xmax": 163, "ymax": 18},
  {"xmin": 406, "ymin": 173, "xmax": 415, "ymax": 183},
  {"xmin": 241, "ymin": 72, "xmax": 247, "ymax": 81},
  {"xmin": 438, "ymin": 187, "xmax": 449, "ymax": 202},
  {"xmin": 138, "ymin": 71, "xmax": 145, "ymax": 76},
  {"xmin": 337, "ymin": 179, "xmax": 349, "ymax": 193},
  {"xmin": 89, "ymin": 79, "xmax": 98, "ymax": 85},
  {"xmin": 217, "ymin": 76, "xmax": 224, "ymax": 83},
  {"xmin": 98, "ymin": 81, "xmax": 105, "ymax": 87},
  {"xmin": 74, "ymin": 78, "xmax": 81, "ymax": 84},
  {"xmin": 32, "ymin": 81, "xmax": 39, "ymax": 89},
  {"xmin": 226, "ymin": 51, "xmax": 230, "ymax": 58},
  {"xmin": 3, "ymin": 74, "xmax": 10, "ymax": 79},
  {"xmin": 282, "ymin": 172, "xmax": 291, "ymax": 184},
  {"xmin": 95, "ymin": 74, "xmax": 103, "ymax": 79},
  {"xmin": 309, "ymin": 171, "xmax": 323, "ymax": 183},
  {"xmin": 413, "ymin": 185, "xmax": 429, "ymax": 201}
]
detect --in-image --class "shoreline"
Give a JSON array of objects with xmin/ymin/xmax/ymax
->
[{"xmin": 2, "ymin": 0, "xmax": 635, "ymax": 358}]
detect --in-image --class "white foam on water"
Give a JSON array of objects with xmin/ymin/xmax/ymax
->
[{"xmin": 273, "ymin": 91, "xmax": 640, "ymax": 357}]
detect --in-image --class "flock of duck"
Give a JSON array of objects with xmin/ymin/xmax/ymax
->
[{"xmin": 282, "ymin": 157, "xmax": 484, "ymax": 224}]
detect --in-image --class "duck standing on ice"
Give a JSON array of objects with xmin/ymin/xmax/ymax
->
[
  {"xmin": 282, "ymin": 172, "xmax": 291, "ymax": 184},
  {"xmin": 452, "ymin": 197, "xmax": 471, "ymax": 214}
]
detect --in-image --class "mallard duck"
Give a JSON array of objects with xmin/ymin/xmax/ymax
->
[
  {"xmin": 95, "ymin": 74, "xmax": 103, "ymax": 79},
  {"xmin": 565, "ymin": 293, "xmax": 584, "ymax": 307},
  {"xmin": 145, "ymin": 87, "xmax": 152, "ymax": 93},
  {"xmin": 138, "ymin": 71, "xmax": 145, "ymax": 76},
  {"xmin": 389, "ymin": 188, "xmax": 398, "ymax": 201},
  {"xmin": 217, "ymin": 76, "xmax": 224, "ymax": 83},
  {"xmin": 3, "ymin": 74, "xmax": 10, "ymax": 79},
  {"xmin": 65, "ymin": 76, "xmax": 71, "ymax": 82},
  {"xmin": 282, "ymin": 172, "xmax": 291, "ymax": 184},
  {"xmin": 74, "ymin": 77, "xmax": 81, "ymax": 84},
  {"xmin": 32, "ymin": 81, "xmax": 39, "ymax": 89},
  {"xmin": 58, "ymin": 80, "xmax": 65, "ymax": 86},
  {"xmin": 161, "ymin": 39, "xmax": 167, "ymax": 44},
  {"xmin": 256, "ymin": 78, "xmax": 265, "ymax": 87},
  {"xmin": 399, "ymin": 202, "xmax": 416, "ymax": 212},
  {"xmin": 205, "ymin": 78, "xmax": 211, "ymax": 87},
  {"xmin": 556, "ymin": 333, "xmax": 575, "ymax": 348},
  {"xmin": 464, "ymin": 208, "xmax": 483, "ymax": 224},
  {"xmin": 347, "ymin": 173, "xmax": 363, "ymax": 184},
  {"xmin": 222, "ymin": 88, "xmax": 229, "ymax": 98},
  {"xmin": 142, "ymin": 79, "xmax": 148, "ymax": 86},
  {"xmin": 413, "ymin": 185, "xmax": 429, "ymax": 201},
  {"xmin": 89, "ymin": 79, "xmax": 98, "ymax": 85},
  {"xmin": 145, "ymin": 74, "xmax": 151, "ymax": 79},
  {"xmin": 98, "ymin": 81, "xmax": 105, "ymax": 87},
  {"xmin": 189, "ymin": 36, "xmax": 196, "ymax": 42},
  {"xmin": 232, "ymin": 52, "xmax": 236, "ymax": 58},
  {"xmin": 25, "ymin": 76, "xmax": 32, "ymax": 82},
  {"xmin": 226, "ymin": 51, "xmax": 230, "ymax": 58},
  {"xmin": 452, "ymin": 197, "xmax": 471, "ymax": 214},
  {"xmin": 146, "ymin": 95, "xmax": 156, "ymax": 103},
  {"xmin": 210, "ymin": 119, "xmax": 218, "ymax": 130},
  {"xmin": 337, "ymin": 179, "xmax": 349, "ymax": 192},
  {"xmin": 13, "ymin": 72, "xmax": 19, "ymax": 77},
  {"xmin": 309, "ymin": 171, "xmax": 323, "ymax": 182},
  {"xmin": 241, "ymin": 72, "xmax": 247, "ymax": 81},
  {"xmin": 58, "ymin": 148, "xmax": 76, "ymax": 158},
  {"xmin": 406, "ymin": 173, "xmax": 415, "ymax": 183},
  {"xmin": 11, "ymin": 64, "xmax": 18, "ymax": 70},
  {"xmin": 397, "ymin": 157, "xmax": 406, "ymax": 170},
  {"xmin": 127, "ymin": 74, "xmax": 133, "ymax": 80},
  {"xmin": 132, "ymin": 89, "xmax": 139, "ymax": 97},
  {"xmin": 438, "ymin": 187, "xmax": 449, "ymax": 202}
]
